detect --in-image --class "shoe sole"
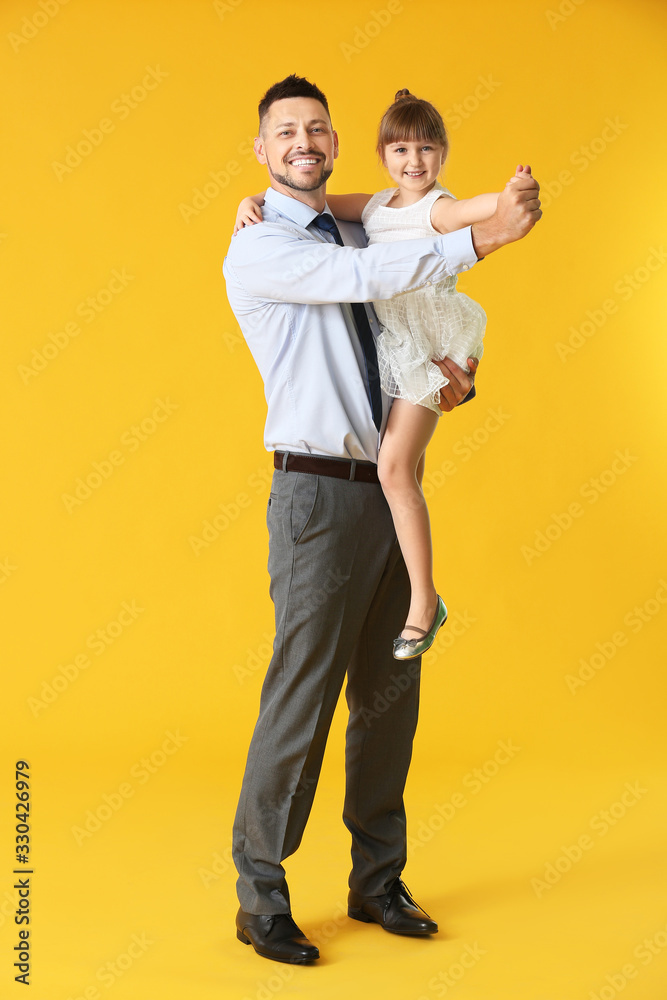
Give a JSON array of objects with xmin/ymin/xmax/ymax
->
[
  {"xmin": 236, "ymin": 929, "xmax": 319, "ymax": 962},
  {"xmin": 347, "ymin": 908, "xmax": 437, "ymax": 935}
]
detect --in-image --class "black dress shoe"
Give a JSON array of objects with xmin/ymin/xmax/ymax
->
[
  {"xmin": 348, "ymin": 876, "xmax": 438, "ymax": 935},
  {"xmin": 236, "ymin": 908, "xmax": 320, "ymax": 963}
]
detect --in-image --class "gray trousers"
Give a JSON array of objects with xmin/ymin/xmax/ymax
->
[{"xmin": 232, "ymin": 464, "xmax": 422, "ymax": 914}]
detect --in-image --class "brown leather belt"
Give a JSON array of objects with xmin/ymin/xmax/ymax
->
[{"xmin": 274, "ymin": 451, "xmax": 380, "ymax": 484}]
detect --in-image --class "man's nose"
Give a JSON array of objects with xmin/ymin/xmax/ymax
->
[{"xmin": 293, "ymin": 128, "xmax": 312, "ymax": 148}]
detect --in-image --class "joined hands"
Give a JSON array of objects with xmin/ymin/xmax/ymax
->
[{"xmin": 471, "ymin": 163, "xmax": 542, "ymax": 258}]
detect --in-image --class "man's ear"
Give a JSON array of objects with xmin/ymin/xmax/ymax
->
[
  {"xmin": 333, "ymin": 129, "xmax": 339, "ymax": 160},
  {"xmin": 253, "ymin": 136, "xmax": 266, "ymax": 165}
]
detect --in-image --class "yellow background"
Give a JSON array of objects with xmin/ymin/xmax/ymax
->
[{"xmin": 2, "ymin": 0, "xmax": 667, "ymax": 997}]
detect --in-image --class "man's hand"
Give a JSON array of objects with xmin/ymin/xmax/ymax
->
[
  {"xmin": 471, "ymin": 164, "xmax": 541, "ymax": 258},
  {"xmin": 433, "ymin": 356, "xmax": 479, "ymax": 412}
]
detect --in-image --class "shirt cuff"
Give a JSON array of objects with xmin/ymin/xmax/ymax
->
[{"xmin": 435, "ymin": 225, "xmax": 479, "ymax": 274}]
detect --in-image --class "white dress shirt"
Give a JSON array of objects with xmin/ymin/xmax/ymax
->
[{"xmin": 222, "ymin": 187, "xmax": 479, "ymax": 463}]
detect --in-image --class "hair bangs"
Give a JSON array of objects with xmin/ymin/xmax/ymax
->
[{"xmin": 376, "ymin": 92, "xmax": 448, "ymax": 157}]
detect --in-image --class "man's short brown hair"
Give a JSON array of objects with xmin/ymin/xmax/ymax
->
[{"xmin": 258, "ymin": 74, "xmax": 331, "ymax": 134}]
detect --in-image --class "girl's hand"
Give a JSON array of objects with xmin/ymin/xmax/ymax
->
[
  {"xmin": 507, "ymin": 164, "xmax": 533, "ymax": 188},
  {"xmin": 471, "ymin": 164, "xmax": 541, "ymax": 255},
  {"xmin": 233, "ymin": 198, "xmax": 264, "ymax": 235}
]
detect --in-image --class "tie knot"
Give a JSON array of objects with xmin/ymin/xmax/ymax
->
[
  {"xmin": 311, "ymin": 213, "xmax": 342, "ymax": 244},
  {"xmin": 313, "ymin": 212, "xmax": 335, "ymax": 230}
]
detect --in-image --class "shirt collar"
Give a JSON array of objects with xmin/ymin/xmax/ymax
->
[{"xmin": 263, "ymin": 187, "xmax": 334, "ymax": 228}]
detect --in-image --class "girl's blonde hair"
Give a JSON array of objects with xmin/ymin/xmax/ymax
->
[{"xmin": 376, "ymin": 89, "xmax": 448, "ymax": 159}]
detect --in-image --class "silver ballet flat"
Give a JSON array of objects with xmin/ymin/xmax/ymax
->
[{"xmin": 392, "ymin": 595, "xmax": 448, "ymax": 660}]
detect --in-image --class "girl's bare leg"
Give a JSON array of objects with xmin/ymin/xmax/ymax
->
[
  {"xmin": 416, "ymin": 452, "xmax": 426, "ymax": 487},
  {"xmin": 377, "ymin": 398, "xmax": 440, "ymax": 639}
]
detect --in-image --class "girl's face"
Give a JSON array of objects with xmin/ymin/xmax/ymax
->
[{"xmin": 382, "ymin": 139, "xmax": 446, "ymax": 194}]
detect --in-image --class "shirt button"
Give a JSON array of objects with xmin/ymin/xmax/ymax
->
[{"xmin": 462, "ymin": 264, "xmax": 469, "ymax": 270}]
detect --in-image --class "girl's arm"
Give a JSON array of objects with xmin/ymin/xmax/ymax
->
[
  {"xmin": 324, "ymin": 193, "xmax": 373, "ymax": 223},
  {"xmin": 233, "ymin": 191, "xmax": 373, "ymax": 233},
  {"xmin": 233, "ymin": 193, "xmax": 265, "ymax": 235},
  {"xmin": 431, "ymin": 191, "xmax": 500, "ymax": 234},
  {"xmin": 432, "ymin": 165, "xmax": 532, "ymax": 235}
]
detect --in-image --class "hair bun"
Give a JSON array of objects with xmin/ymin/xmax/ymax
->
[{"xmin": 394, "ymin": 88, "xmax": 412, "ymax": 101}]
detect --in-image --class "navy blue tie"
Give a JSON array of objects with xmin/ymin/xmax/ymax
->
[{"xmin": 310, "ymin": 213, "xmax": 383, "ymax": 432}]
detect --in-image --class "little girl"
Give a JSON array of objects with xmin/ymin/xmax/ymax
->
[{"xmin": 234, "ymin": 89, "xmax": 531, "ymax": 660}]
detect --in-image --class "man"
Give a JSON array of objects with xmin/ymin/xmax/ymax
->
[{"xmin": 223, "ymin": 74, "xmax": 540, "ymax": 964}]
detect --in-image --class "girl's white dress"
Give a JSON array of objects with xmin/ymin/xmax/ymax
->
[{"xmin": 361, "ymin": 182, "xmax": 486, "ymax": 415}]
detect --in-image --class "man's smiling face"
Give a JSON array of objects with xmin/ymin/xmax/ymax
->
[{"xmin": 254, "ymin": 97, "xmax": 339, "ymax": 196}]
